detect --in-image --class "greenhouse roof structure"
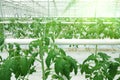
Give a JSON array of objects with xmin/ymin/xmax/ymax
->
[
  {"xmin": 0, "ymin": 0, "xmax": 120, "ymax": 17},
  {"xmin": 0, "ymin": 0, "xmax": 120, "ymax": 80}
]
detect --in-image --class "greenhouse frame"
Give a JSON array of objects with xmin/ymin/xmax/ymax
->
[{"xmin": 0, "ymin": 0, "xmax": 120, "ymax": 80}]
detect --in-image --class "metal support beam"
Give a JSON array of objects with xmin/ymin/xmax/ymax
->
[
  {"xmin": 48, "ymin": 0, "xmax": 50, "ymax": 17},
  {"xmin": 0, "ymin": 0, "xmax": 3, "ymax": 17}
]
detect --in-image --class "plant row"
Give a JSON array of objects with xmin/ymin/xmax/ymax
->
[
  {"xmin": 0, "ymin": 38, "xmax": 120, "ymax": 80},
  {"xmin": 1, "ymin": 17, "xmax": 120, "ymax": 22},
  {"xmin": 0, "ymin": 28, "xmax": 120, "ymax": 80},
  {"xmin": 0, "ymin": 19, "xmax": 120, "ymax": 39},
  {"xmin": 0, "ymin": 18, "xmax": 120, "ymax": 80}
]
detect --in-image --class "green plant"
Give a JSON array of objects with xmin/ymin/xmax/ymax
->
[
  {"xmin": 47, "ymin": 48, "xmax": 78, "ymax": 80},
  {"xmin": 0, "ymin": 24, "xmax": 4, "ymax": 46},
  {"xmin": 0, "ymin": 43, "xmax": 36, "ymax": 80},
  {"xmin": 80, "ymin": 52, "xmax": 120, "ymax": 80},
  {"xmin": 29, "ymin": 37, "xmax": 78, "ymax": 80},
  {"xmin": 1, "ymin": 17, "xmax": 120, "ymax": 80},
  {"xmin": 3, "ymin": 18, "xmax": 120, "ymax": 39},
  {"xmin": 114, "ymin": 57, "xmax": 120, "ymax": 80}
]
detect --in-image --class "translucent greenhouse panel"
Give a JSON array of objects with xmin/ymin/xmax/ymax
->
[
  {"xmin": 0, "ymin": 0, "xmax": 120, "ymax": 17},
  {"xmin": 0, "ymin": 0, "xmax": 49, "ymax": 17},
  {"xmin": 57, "ymin": 0, "xmax": 120, "ymax": 17}
]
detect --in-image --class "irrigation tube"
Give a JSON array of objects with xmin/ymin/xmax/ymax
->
[{"xmin": 5, "ymin": 39, "xmax": 120, "ymax": 45}]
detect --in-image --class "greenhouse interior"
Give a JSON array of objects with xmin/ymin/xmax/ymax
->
[{"xmin": 0, "ymin": 0, "xmax": 120, "ymax": 80}]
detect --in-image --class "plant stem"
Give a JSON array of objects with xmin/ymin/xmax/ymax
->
[
  {"xmin": 95, "ymin": 45, "xmax": 98, "ymax": 54},
  {"xmin": 40, "ymin": 53, "xmax": 45, "ymax": 80}
]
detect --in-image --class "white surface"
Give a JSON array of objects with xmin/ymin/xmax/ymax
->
[{"xmin": 5, "ymin": 39, "xmax": 120, "ymax": 45}]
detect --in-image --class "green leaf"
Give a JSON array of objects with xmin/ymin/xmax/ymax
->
[
  {"xmin": 59, "ymin": 48, "xmax": 66, "ymax": 56},
  {"xmin": 85, "ymin": 74, "xmax": 91, "ymax": 78},
  {"xmin": 52, "ymin": 74, "xmax": 64, "ymax": 80},
  {"xmin": 0, "ymin": 59, "xmax": 12, "ymax": 80},
  {"xmin": 80, "ymin": 64, "xmax": 92, "ymax": 74},
  {"xmin": 46, "ymin": 54, "xmax": 52, "ymax": 68},
  {"xmin": 42, "ymin": 37, "xmax": 50, "ymax": 46},
  {"xmin": 10, "ymin": 57, "xmax": 21, "ymax": 79},
  {"xmin": 29, "ymin": 39, "xmax": 41, "ymax": 48},
  {"xmin": 20, "ymin": 56, "xmax": 29, "ymax": 76},
  {"xmin": 98, "ymin": 52, "xmax": 111, "ymax": 61},
  {"xmin": 108, "ymin": 62, "xmax": 119, "ymax": 80},
  {"xmin": 7, "ymin": 43, "xmax": 14, "ymax": 50},
  {"xmin": 28, "ymin": 57, "xmax": 35, "ymax": 66},
  {"xmin": 93, "ymin": 74, "xmax": 103, "ymax": 80},
  {"xmin": 0, "ymin": 56, "xmax": 2, "ymax": 61},
  {"xmin": 63, "ymin": 62, "xmax": 71, "ymax": 80},
  {"xmin": 46, "ymin": 49, "xmax": 55, "ymax": 68},
  {"xmin": 54, "ymin": 55, "xmax": 77, "ymax": 80},
  {"xmin": 83, "ymin": 54, "xmax": 97, "ymax": 63},
  {"xmin": 45, "ymin": 68, "xmax": 50, "ymax": 79},
  {"xmin": 52, "ymin": 74, "xmax": 58, "ymax": 79},
  {"xmin": 0, "ymin": 24, "xmax": 4, "ymax": 46},
  {"xmin": 29, "ymin": 66, "xmax": 36, "ymax": 74},
  {"xmin": 0, "ymin": 37, "xmax": 4, "ymax": 46},
  {"xmin": 115, "ymin": 58, "xmax": 120, "ymax": 63},
  {"xmin": 66, "ymin": 56, "xmax": 78, "ymax": 75},
  {"xmin": 14, "ymin": 43, "xmax": 21, "ymax": 51},
  {"xmin": 55, "ymin": 57, "xmax": 64, "ymax": 75}
]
